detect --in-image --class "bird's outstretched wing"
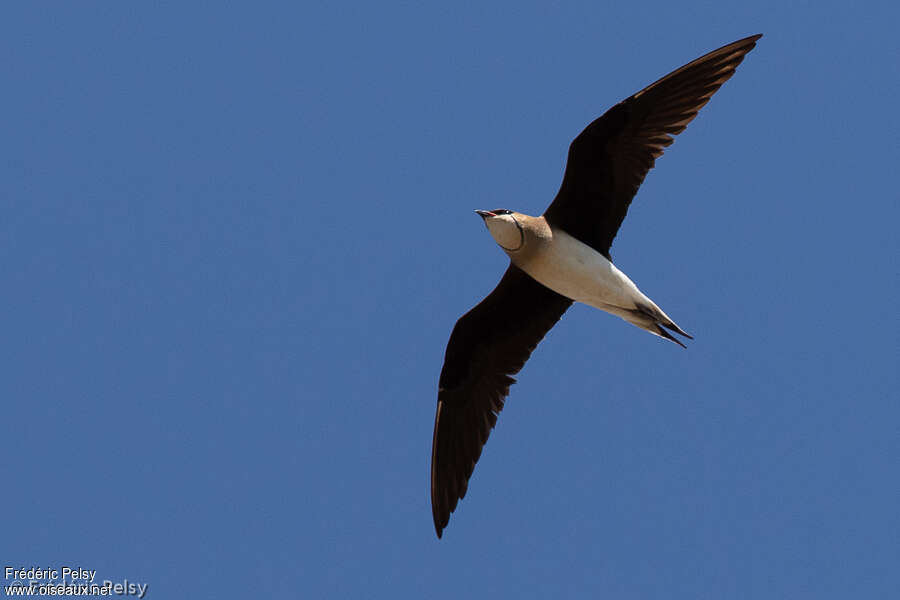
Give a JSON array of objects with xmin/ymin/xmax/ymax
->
[
  {"xmin": 431, "ymin": 264, "xmax": 572, "ymax": 537},
  {"xmin": 543, "ymin": 34, "xmax": 761, "ymax": 257}
]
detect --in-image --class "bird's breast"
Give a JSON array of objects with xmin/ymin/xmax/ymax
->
[{"xmin": 513, "ymin": 228, "xmax": 647, "ymax": 311}]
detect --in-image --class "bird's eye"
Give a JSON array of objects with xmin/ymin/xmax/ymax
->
[{"xmin": 491, "ymin": 209, "xmax": 512, "ymax": 215}]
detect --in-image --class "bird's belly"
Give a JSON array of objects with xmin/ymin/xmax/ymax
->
[{"xmin": 518, "ymin": 230, "xmax": 649, "ymax": 312}]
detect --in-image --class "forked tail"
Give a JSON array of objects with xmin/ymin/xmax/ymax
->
[{"xmin": 628, "ymin": 302, "xmax": 693, "ymax": 348}]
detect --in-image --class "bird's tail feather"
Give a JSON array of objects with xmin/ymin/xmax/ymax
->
[{"xmin": 630, "ymin": 302, "xmax": 692, "ymax": 348}]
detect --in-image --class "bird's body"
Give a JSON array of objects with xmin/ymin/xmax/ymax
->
[
  {"xmin": 431, "ymin": 34, "xmax": 762, "ymax": 538},
  {"xmin": 490, "ymin": 212, "xmax": 689, "ymax": 345}
]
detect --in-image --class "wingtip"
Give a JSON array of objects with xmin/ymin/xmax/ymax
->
[
  {"xmin": 433, "ymin": 509, "xmax": 446, "ymax": 539},
  {"xmin": 739, "ymin": 33, "xmax": 763, "ymax": 51},
  {"xmin": 735, "ymin": 33, "xmax": 763, "ymax": 45}
]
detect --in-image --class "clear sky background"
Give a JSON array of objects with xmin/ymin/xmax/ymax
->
[{"xmin": 2, "ymin": 2, "xmax": 897, "ymax": 598}]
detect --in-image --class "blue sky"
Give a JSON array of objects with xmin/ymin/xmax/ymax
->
[{"xmin": 2, "ymin": 2, "xmax": 897, "ymax": 598}]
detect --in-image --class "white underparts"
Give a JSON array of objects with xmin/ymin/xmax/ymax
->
[{"xmin": 515, "ymin": 228, "xmax": 686, "ymax": 341}]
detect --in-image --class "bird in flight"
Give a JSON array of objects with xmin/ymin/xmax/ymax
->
[{"xmin": 430, "ymin": 35, "xmax": 762, "ymax": 538}]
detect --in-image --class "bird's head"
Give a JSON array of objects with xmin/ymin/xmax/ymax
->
[{"xmin": 476, "ymin": 209, "xmax": 524, "ymax": 252}]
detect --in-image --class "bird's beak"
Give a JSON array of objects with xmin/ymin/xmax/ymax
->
[{"xmin": 475, "ymin": 210, "xmax": 495, "ymax": 219}]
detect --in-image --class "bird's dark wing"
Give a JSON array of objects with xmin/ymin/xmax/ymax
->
[
  {"xmin": 431, "ymin": 263, "xmax": 572, "ymax": 538},
  {"xmin": 543, "ymin": 34, "xmax": 761, "ymax": 257}
]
